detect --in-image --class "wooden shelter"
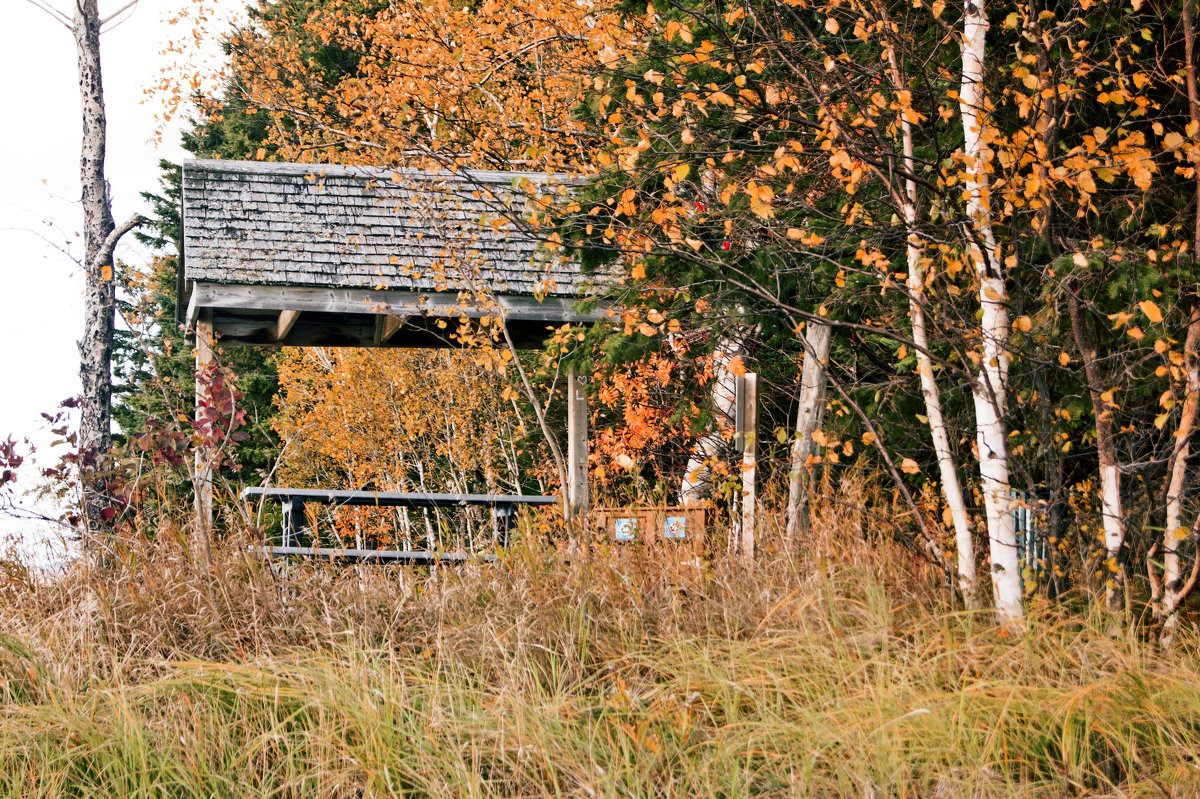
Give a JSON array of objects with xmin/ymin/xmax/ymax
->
[{"xmin": 180, "ymin": 159, "xmax": 603, "ymax": 530}]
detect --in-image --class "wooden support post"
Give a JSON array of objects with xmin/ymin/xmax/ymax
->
[
  {"xmin": 275, "ymin": 309, "xmax": 301, "ymax": 342},
  {"xmin": 373, "ymin": 314, "xmax": 406, "ymax": 346},
  {"xmin": 740, "ymin": 372, "xmax": 758, "ymax": 563},
  {"xmin": 194, "ymin": 309, "xmax": 215, "ymax": 557},
  {"xmin": 567, "ymin": 364, "xmax": 589, "ymax": 524}
]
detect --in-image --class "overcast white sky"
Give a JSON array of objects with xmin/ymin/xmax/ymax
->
[{"xmin": 0, "ymin": 0, "xmax": 235, "ymax": 563}]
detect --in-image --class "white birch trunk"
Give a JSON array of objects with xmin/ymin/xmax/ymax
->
[
  {"xmin": 74, "ymin": 0, "xmax": 117, "ymax": 539},
  {"xmin": 785, "ymin": 322, "xmax": 831, "ymax": 541},
  {"xmin": 888, "ymin": 46, "xmax": 978, "ymax": 608},
  {"xmin": 958, "ymin": 0, "xmax": 1023, "ymax": 625},
  {"xmin": 740, "ymin": 373, "xmax": 757, "ymax": 562},
  {"xmin": 1162, "ymin": 0, "xmax": 1200, "ymax": 647},
  {"xmin": 679, "ymin": 336, "xmax": 743, "ymax": 505},
  {"xmin": 1068, "ymin": 287, "xmax": 1125, "ymax": 604},
  {"xmin": 1160, "ymin": 307, "xmax": 1200, "ymax": 643}
]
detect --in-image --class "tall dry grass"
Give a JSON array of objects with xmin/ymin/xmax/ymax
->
[{"xmin": 0, "ymin": 488, "xmax": 1196, "ymax": 797}]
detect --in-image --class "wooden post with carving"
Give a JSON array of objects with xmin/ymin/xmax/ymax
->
[
  {"xmin": 740, "ymin": 372, "xmax": 758, "ymax": 562},
  {"xmin": 194, "ymin": 310, "xmax": 215, "ymax": 558}
]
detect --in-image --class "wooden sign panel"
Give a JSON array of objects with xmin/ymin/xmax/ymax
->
[{"xmin": 593, "ymin": 505, "xmax": 709, "ymax": 558}]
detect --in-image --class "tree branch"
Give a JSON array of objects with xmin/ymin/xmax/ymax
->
[
  {"xmin": 88, "ymin": 213, "xmax": 145, "ymax": 274},
  {"xmin": 99, "ymin": 0, "xmax": 138, "ymax": 28},
  {"xmin": 22, "ymin": 0, "xmax": 72, "ymax": 29}
]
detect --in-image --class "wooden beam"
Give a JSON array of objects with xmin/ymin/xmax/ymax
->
[
  {"xmin": 373, "ymin": 314, "xmax": 407, "ymax": 346},
  {"xmin": 276, "ymin": 309, "xmax": 301, "ymax": 342},
  {"xmin": 187, "ymin": 281, "xmax": 610, "ymax": 327},
  {"xmin": 567, "ymin": 364, "xmax": 589, "ymax": 523}
]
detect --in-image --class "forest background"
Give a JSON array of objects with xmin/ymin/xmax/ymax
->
[{"xmin": 85, "ymin": 0, "xmax": 1200, "ymax": 633}]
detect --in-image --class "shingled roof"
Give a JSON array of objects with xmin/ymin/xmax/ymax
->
[
  {"xmin": 180, "ymin": 160, "xmax": 606, "ymax": 348},
  {"xmin": 182, "ymin": 159, "xmax": 589, "ymax": 297}
]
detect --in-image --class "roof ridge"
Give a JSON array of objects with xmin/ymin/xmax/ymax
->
[{"xmin": 184, "ymin": 159, "xmax": 581, "ymax": 186}]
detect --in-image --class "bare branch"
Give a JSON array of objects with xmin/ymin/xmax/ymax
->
[
  {"xmin": 88, "ymin": 213, "xmax": 145, "ymax": 274},
  {"xmin": 22, "ymin": 0, "xmax": 72, "ymax": 29},
  {"xmin": 99, "ymin": 0, "xmax": 138, "ymax": 29}
]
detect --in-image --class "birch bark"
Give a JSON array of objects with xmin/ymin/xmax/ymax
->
[
  {"xmin": 1160, "ymin": 0, "xmax": 1200, "ymax": 648},
  {"xmin": 785, "ymin": 322, "xmax": 830, "ymax": 541},
  {"xmin": 887, "ymin": 45, "xmax": 978, "ymax": 608},
  {"xmin": 958, "ymin": 0, "xmax": 1023, "ymax": 625},
  {"xmin": 75, "ymin": 0, "xmax": 118, "ymax": 539},
  {"xmin": 679, "ymin": 335, "xmax": 743, "ymax": 505},
  {"xmin": 1160, "ymin": 309, "xmax": 1200, "ymax": 645},
  {"xmin": 1067, "ymin": 287, "xmax": 1124, "ymax": 603}
]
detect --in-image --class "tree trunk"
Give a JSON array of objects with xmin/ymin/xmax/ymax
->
[
  {"xmin": 887, "ymin": 43, "xmax": 978, "ymax": 608},
  {"xmin": 679, "ymin": 334, "xmax": 743, "ymax": 505},
  {"xmin": 1160, "ymin": 308, "xmax": 1200, "ymax": 644},
  {"xmin": 740, "ymin": 372, "xmax": 758, "ymax": 562},
  {"xmin": 785, "ymin": 321, "xmax": 830, "ymax": 541},
  {"xmin": 75, "ymin": 0, "xmax": 117, "ymax": 541},
  {"xmin": 958, "ymin": 0, "xmax": 1022, "ymax": 626},
  {"xmin": 1161, "ymin": 0, "xmax": 1200, "ymax": 649},
  {"xmin": 1067, "ymin": 286, "xmax": 1124, "ymax": 604}
]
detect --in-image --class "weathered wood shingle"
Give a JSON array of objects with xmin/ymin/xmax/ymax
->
[{"xmin": 182, "ymin": 160, "xmax": 590, "ymax": 298}]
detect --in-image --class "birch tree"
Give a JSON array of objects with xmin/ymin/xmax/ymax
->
[
  {"xmin": 785, "ymin": 321, "xmax": 830, "ymax": 541},
  {"xmin": 27, "ymin": 0, "xmax": 145, "ymax": 538},
  {"xmin": 883, "ymin": 35, "xmax": 978, "ymax": 609},
  {"xmin": 957, "ymin": 0, "xmax": 1022, "ymax": 625}
]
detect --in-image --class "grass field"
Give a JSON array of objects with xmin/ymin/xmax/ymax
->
[{"xmin": 0, "ymin": 507, "xmax": 1196, "ymax": 797}]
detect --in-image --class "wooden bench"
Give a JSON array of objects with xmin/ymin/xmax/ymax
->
[{"xmin": 242, "ymin": 487, "xmax": 558, "ymax": 563}]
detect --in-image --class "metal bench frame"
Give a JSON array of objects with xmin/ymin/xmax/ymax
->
[{"xmin": 242, "ymin": 487, "xmax": 557, "ymax": 563}]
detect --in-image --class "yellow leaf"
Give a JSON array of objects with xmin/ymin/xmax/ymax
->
[
  {"xmin": 1164, "ymin": 131, "xmax": 1185, "ymax": 150},
  {"xmin": 1173, "ymin": 526, "xmax": 1190, "ymax": 541},
  {"xmin": 1058, "ymin": 352, "xmax": 1071, "ymax": 366},
  {"xmin": 1015, "ymin": 316, "xmax": 1032, "ymax": 333},
  {"xmin": 100, "ymin": 265, "xmax": 113, "ymax": 281},
  {"xmin": 861, "ymin": 432, "xmax": 876, "ymax": 447},
  {"xmin": 1139, "ymin": 300, "xmax": 1164, "ymax": 323},
  {"xmin": 825, "ymin": 17, "xmax": 839, "ymax": 34},
  {"xmin": 1072, "ymin": 252, "xmax": 1088, "ymax": 268},
  {"xmin": 786, "ymin": 227, "xmax": 803, "ymax": 239},
  {"xmin": 672, "ymin": 163, "xmax": 691, "ymax": 182},
  {"xmin": 900, "ymin": 458, "xmax": 920, "ymax": 475}
]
